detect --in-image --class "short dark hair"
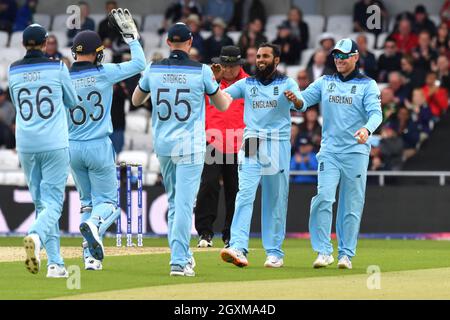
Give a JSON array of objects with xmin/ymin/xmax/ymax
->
[{"xmin": 258, "ymin": 42, "xmax": 281, "ymax": 58}]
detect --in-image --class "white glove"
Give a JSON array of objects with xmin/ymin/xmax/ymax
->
[{"xmin": 109, "ymin": 8, "xmax": 139, "ymax": 44}]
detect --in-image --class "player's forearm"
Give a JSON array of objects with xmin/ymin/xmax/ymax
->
[
  {"xmin": 126, "ymin": 40, "xmax": 146, "ymax": 72},
  {"xmin": 364, "ymin": 110, "xmax": 383, "ymax": 134},
  {"xmin": 210, "ymin": 90, "xmax": 232, "ymax": 112},
  {"xmin": 132, "ymin": 87, "xmax": 150, "ymax": 106}
]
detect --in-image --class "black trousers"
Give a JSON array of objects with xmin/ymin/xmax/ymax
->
[{"xmin": 194, "ymin": 148, "xmax": 239, "ymax": 241}]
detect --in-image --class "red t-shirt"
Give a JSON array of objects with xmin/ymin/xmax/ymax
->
[
  {"xmin": 205, "ymin": 68, "xmax": 248, "ymax": 154},
  {"xmin": 390, "ymin": 32, "xmax": 419, "ymax": 55}
]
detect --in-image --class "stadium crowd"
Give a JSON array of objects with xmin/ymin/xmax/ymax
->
[{"xmin": 1, "ymin": 0, "xmax": 450, "ymax": 184}]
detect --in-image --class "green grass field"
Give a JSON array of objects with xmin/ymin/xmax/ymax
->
[{"xmin": 1, "ymin": 237, "xmax": 450, "ymax": 300}]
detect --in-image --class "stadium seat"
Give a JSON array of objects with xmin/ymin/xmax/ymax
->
[
  {"xmin": 149, "ymin": 153, "xmax": 160, "ymax": 173},
  {"xmin": 373, "ymin": 49, "xmax": 384, "ymax": 60},
  {"xmin": 0, "ymin": 150, "xmax": 20, "ymax": 170},
  {"xmin": 125, "ymin": 111, "xmax": 150, "ymax": 133},
  {"xmin": 141, "ymin": 31, "xmax": 164, "ymax": 52},
  {"xmin": 227, "ymin": 31, "xmax": 241, "ymax": 45},
  {"xmin": 266, "ymin": 14, "xmax": 286, "ymax": 30},
  {"xmin": 376, "ymin": 32, "xmax": 389, "ymax": 49},
  {"xmin": 50, "ymin": 31, "xmax": 69, "ymax": 48},
  {"xmin": 0, "ymin": 47, "xmax": 25, "ymax": 66},
  {"xmin": 145, "ymin": 173, "xmax": 159, "ymax": 186},
  {"xmin": 286, "ymin": 65, "xmax": 302, "ymax": 80},
  {"xmin": 52, "ymin": 14, "xmax": 68, "ymax": 32},
  {"xmin": 348, "ymin": 32, "xmax": 376, "ymax": 50},
  {"xmin": 0, "ymin": 63, "xmax": 7, "ymax": 82},
  {"xmin": 59, "ymin": 47, "xmax": 74, "ymax": 63},
  {"xmin": 325, "ymin": 15, "xmax": 353, "ymax": 37},
  {"xmin": 300, "ymin": 48, "xmax": 315, "ymax": 66},
  {"xmin": 9, "ymin": 31, "xmax": 23, "ymax": 48},
  {"xmin": 3, "ymin": 172, "xmax": 26, "ymax": 186},
  {"xmin": 117, "ymin": 150, "xmax": 149, "ymax": 168},
  {"xmin": 0, "ymin": 31, "xmax": 8, "ymax": 47},
  {"xmin": 129, "ymin": 132, "xmax": 153, "ymax": 151},
  {"xmin": 429, "ymin": 15, "xmax": 441, "ymax": 27},
  {"xmin": 33, "ymin": 13, "xmax": 52, "ymax": 30},
  {"xmin": 143, "ymin": 14, "xmax": 164, "ymax": 32},
  {"xmin": 303, "ymin": 15, "xmax": 325, "ymax": 49}
]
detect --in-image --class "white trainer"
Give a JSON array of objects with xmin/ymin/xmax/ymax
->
[
  {"xmin": 23, "ymin": 234, "xmax": 41, "ymax": 274},
  {"xmin": 79, "ymin": 220, "xmax": 104, "ymax": 260},
  {"xmin": 313, "ymin": 253, "xmax": 334, "ymax": 268},
  {"xmin": 220, "ymin": 247, "xmax": 248, "ymax": 267},
  {"xmin": 85, "ymin": 257, "xmax": 103, "ymax": 271},
  {"xmin": 47, "ymin": 264, "xmax": 69, "ymax": 278},
  {"xmin": 170, "ymin": 264, "xmax": 195, "ymax": 277},
  {"xmin": 264, "ymin": 255, "xmax": 284, "ymax": 268},
  {"xmin": 337, "ymin": 255, "xmax": 353, "ymax": 269}
]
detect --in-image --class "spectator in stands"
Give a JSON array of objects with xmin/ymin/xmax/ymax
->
[
  {"xmin": 353, "ymin": 0, "xmax": 387, "ymax": 35},
  {"xmin": 377, "ymin": 38, "xmax": 402, "ymax": 83},
  {"xmin": 13, "ymin": 0, "xmax": 37, "ymax": 32},
  {"xmin": 388, "ymin": 71, "xmax": 410, "ymax": 105},
  {"xmin": 378, "ymin": 123, "xmax": 404, "ymax": 170},
  {"xmin": 307, "ymin": 50, "xmax": 333, "ymax": 81},
  {"xmin": 273, "ymin": 21, "xmax": 302, "ymax": 65},
  {"xmin": 297, "ymin": 105, "xmax": 321, "ymax": 153},
  {"xmin": 186, "ymin": 14, "xmax": 205, "ymax": 61},
  {"xmin": 380, "ymin": 86, "xmax": 398, "ymax": 123},
  {"xmin": 290, "ymin": 137, "xmax": 318, "ymax": 184},
  {"xmin": 67, "ymin": 1, "xmax": 95, "ymax": 47},
  {"xmin": 150, "ymin": 51, "xmax": 164, "ymax": 62},
  {"xmin": 356, "ymin": 33, "xmax": 377, "ymax": 79},
  {"xmin": 435, "ymin": 55, "xmax": 450, "ymax": 91},
  {"xmin": 412, "ymin": 31, "xmax": 438, "ymax": 72},
  {"xmin": 203, "ymin": 18, "xmax": 234, "ymax": 63},
  {"xmin": 389, "ymin": 18, "xmax": 418, "ymax": 55},
  {"xmin": 412, "ymin": 4, "xmax": 437, "ymax": 38},
  {"xmin": 189, "ymin": 46, "xmax": 201, "ymax": 61},
  {"xmin": 238, "ymin": 18, "xmax": 267, "ymax": 57},
  {"xmin": 204, "ymin": 0, "xmax": 234, "ymax": 27},
  {"xmin": 441, "ymin": 0, "xmax": 450, "ymax": 29},
  {"xmin": 296, "ymin": 69, "xmax": 310, "ymax": 90},
  {"xmin": 228, "ymin": 0, "xmax": 266, "ymax": 31},
  {"xmin": 44, "ymin": 35, "xmax": 63, "ymax": 61},
  {"xmin": 98, "ymin": 1, "xmax": 121, "ymax": 49},
  {"xmin": 160, "ymin": 0, "xmax": 202, "ymax": 34},
  {"xmin": 283, "ymin": 6, "xmax": 309, "ymax": 51},
  {"xmin": 389, "ymin": 106, "xmax": 420, "ymax": 160},
  {"xmin": 290, "ymin": 123, "xmax": 300, "ymax": 156},
  {"xmin": 0, "ymin": 0, "xmax": 17, "ymax": 33},
  {"xmin": 242, "ymin": 46, "xmax": 257, "ymax": 75},
  {"xmin": 401, "ymin": 54, "xmax": 426, "ymax": 90},
  {"xmin": 422, "ymin": 71, "xmax": 449, "ymax": 119},
  {"xmin": 0, "ymin": 118, "xmax": 14, "ymax": 149},
  {"xmin": 0, "ymin": 88, "xmax": 15, "ymax": 126},
  {"xmin": 308, "ymin": 33, "xmax": 336, "ymax": 73},
  {"xmin": 110, "ymin": 80, "xmax": 128, "ymax": 154},
  {"xmin": 405, "ymin": 88, "xmax": 433, "ymax": 138},
  {"xmin": 433, "ymin": 22, "xmax": 450, "ymax": 56}
]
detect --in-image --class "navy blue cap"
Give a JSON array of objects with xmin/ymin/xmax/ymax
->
[
  {"xmin": 72, "ymin": 31, "xmax": 104, "ymax": 55},
  {"xmin": 331, "ymin": 38, "xmax": 359, "ymax": 54},
  {"xmin": 168, "ymin": 22, "xmax": 192, "ymax": 43},
  {"xmin": 23, "ymin": 24, "xmax": 48, "ymax": 46}
]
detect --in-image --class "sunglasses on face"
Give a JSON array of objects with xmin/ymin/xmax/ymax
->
[{"xmin": 332, "ymin": 52, "xmax": 357, "ymax": 60}]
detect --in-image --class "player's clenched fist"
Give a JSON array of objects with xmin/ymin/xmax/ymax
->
[
  {"xmin": 284, "ymin": 90, "xmax": 302, "ymax": 109},
  {"xmin": 354, "ymin": 128, "xmax": 369, "ymax": 144}
]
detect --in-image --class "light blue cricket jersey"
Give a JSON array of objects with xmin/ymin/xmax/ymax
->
[
  {"xmin": 298, "ymin": 70, "xmax": 383, "ymax": 155},
  {"xmin": 138, "ymin": 50, "xmax": 219, "ymax": 156},
  {"xmin": 68, "ymin": 40, "xmax": 146, "ymax": 141},
  {"xmin": 8, "ymin": 50, "xmax": 78, "ymax": 153},
  {"xmin": 225, "ymin": 72, "xmax": 301, "ymax": 141}
]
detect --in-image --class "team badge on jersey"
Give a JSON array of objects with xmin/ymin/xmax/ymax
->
[
  {"xmin": 273, "ymin": 86, "xmax": 279, "ymax": 96},
  {"xmin": 327, "ymin": 83, "xmax": 336, "ymax": 93},
  {"xmin": 250, "ymin": 86, "xmax": 258, "ymax": 97}
]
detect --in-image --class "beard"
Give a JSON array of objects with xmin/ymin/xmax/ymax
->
[{"xmin": 255, "ymin": 61, "xmax": 276, "ymax": 80}]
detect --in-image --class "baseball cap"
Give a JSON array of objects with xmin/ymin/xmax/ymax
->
[
  {"xmin": 72, "ymin": 30, "xmax": 104, "ymax": 55},
  {"xmin": 168, "ymin": 22, "xmax": 193, "ymax": 43},
  {"xmin": 332, "ymin": 38, "xmax": 359, "ymax": 54},
  {"xmin": 22, "ymin": 23, "xmax": 48, "ymax": 46}
]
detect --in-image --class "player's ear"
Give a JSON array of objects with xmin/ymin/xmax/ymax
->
[{"xmin": 274, "ymin": 56, "xmax": 280, "ymax": 65}]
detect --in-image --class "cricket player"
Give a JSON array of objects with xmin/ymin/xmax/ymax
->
[
  {"xmin": 219, "ymin": 43, "xmax": 303, "ymax": 268},
  {"xmin": 297, "ymin": 39, "xmax": 382, "ymax": 269},
  {"xmin": 132, "ymin": 22, "xmax": 232, "ymax": 277},
  {"xmin": 68, "ymin": 9, "xmax": 145, "ymax": 271},
  {"xmin": 9, "ymin": 24, "xmax": 78, "ymax": 277}
]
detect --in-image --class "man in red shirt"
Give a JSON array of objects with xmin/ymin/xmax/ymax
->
[
  {"xmin": 195, "ymin": 46, "xmax": 248, "ymax": 248},
  {"xmin": 389, "ymin": 18, "xmax": 418, "ymax": 55}
]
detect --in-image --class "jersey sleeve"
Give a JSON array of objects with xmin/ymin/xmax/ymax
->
[
  {"xmin": 202, "ymin": 64, "xmax": 220, "ymax": 96},
  {"xmin": 60, "ymin": 62, "xmax": 78, "ymax": 109},
  {"xmin": 286, "ymin": 77, "xmax": 303, "ymax": 111},
  {"xmin": 298, "ymin": 76, "xmax": 324, "ymax": 112},
  {"xmin": 224, "ymin": 78, "xmax": 245, "ymax": 99},
  {"xmin": 138, "ymin": 62, "xmax": 152, "ymax": 93},
  {"xmin": 102, "ymin": 40, "xmax": 146, "ymax": 84},
  {"xmin": 363, "ymin": 80, "xmax": 383, "ymax": 134}
]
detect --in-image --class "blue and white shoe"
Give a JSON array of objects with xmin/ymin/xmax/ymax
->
[
  {"xmin": 79, "ymin": 220, "xmax": 104, "ymax": 260},
  {"xmin": 84, "ymin": 257, "xmax": 103, "ymax": 271}
]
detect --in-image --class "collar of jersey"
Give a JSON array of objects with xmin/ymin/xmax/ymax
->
[
  {"xmin": 337, "ymin": 68, "xmax": 360, "ymax": 82},
  {"xmin": 169, "ymin": 50, "xmax": 189, "ymax": 60},
  {"xmin": 71, "ymin": 61, "xmax": 99, "ymax": 73},
  {"xmin": 255, "ymin": 70, "xmax": 283, "ymax": 86},
  {"xmin": 25, "ymin": 50, "xmax": 45, "ymax": 59}
]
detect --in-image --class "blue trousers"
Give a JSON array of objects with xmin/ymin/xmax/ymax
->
[
  {"xmin": 230, "ymin": 139, "xmax": 290, "ymax": 258},
  {"xmin": 309, "ymin": 152, "xmax": 369, "ymax": 259},
  {"xmin": 69, "ymin": 137, "xmax": 120, "ymax": 259},
  {"xmin": 158, "ymin": 153, "xmax": 204, "ymax": 267},
  {"xmin": 19, "ymin": 148, "xmax": 70, "ymax": 267}
]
